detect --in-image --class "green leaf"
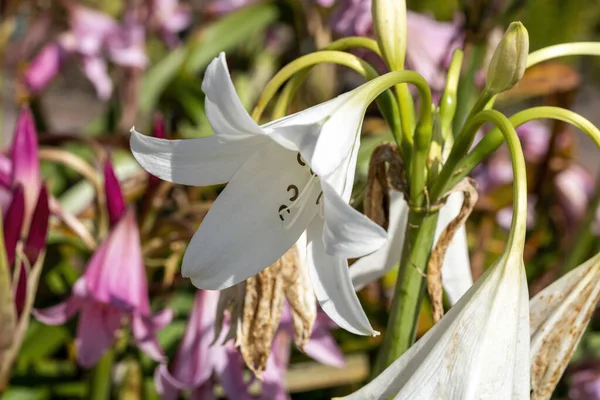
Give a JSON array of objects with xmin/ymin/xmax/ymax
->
[
  {"xmin": 17, "ymin": 322, "xmax": 70, "ymax": 361},
  {"xmin": 1, "ymin": 387, "xmax": 51, "ymax": 400}
]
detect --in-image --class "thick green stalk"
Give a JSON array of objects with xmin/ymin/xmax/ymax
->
[
  {"xmin": 88, "ymin": 349, "xmax": 114, "ymax": 400},
  {"xmin": 372, "ymin": 210, "xmax": 438, "ymax": 376}
]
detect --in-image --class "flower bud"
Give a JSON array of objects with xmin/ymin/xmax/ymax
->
[
  {"xmin": 485, "ymin": 22, "xmax": 529, "ymax": 94},
  {"xmin": 372, "ymin": 0, "xmax": 407, "ymax": 71}
]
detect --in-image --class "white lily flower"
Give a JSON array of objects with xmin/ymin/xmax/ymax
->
[
  {"xmin": 342, "ymin": 248, "xmax": 530, "ymax": 399},
  {"xmin": 130, "ymin": 52, "xmax": 388, "ymax": 335},
  {"xmin": 530, "ymin": 252, "xmax": 600, "ymax": 400},
  {"xmin": 350, "ymin": 190, "xmax": 473, "ymax": 304}
]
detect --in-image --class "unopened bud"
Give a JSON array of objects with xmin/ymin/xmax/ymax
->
[
  {"xmin": 485, "ymin": 22, "xmax": 529, "ymax": 94},
  {"xmin": 372, "ymin": 0, "xmax": 407, "ymax": 71}
]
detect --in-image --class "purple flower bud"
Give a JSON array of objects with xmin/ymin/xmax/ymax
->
[
  {"xmin": 104, "ymin": 160, "xmax": 126, "ymax": 228},
  {"xmin": 11, "ymin": 108, "xmax": 41, "ymax": 230},
  {"xmin": 24, "ymin": 43, "xmax": 69, "ymax": 94}
]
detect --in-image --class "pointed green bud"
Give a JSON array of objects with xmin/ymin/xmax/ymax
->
[
  {"xmin": 485, "ymin": 22, "xmax": 529, "ymax": 94},
  {"xmin": 372, "ymin": 0, "xmax": 407, "ymax": 71}
]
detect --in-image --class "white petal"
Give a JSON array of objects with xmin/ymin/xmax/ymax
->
[
  {"xmin": 321, "ymin": 181, "xmax": 387, "ymax": 259},
  {"xmin": 130, "ymin": 128, "xmax": 266, "ymax": 186},
  {"xmin": 183, "ymin": 140, "xmax": 319, "ymax": 289},
  {"xmin": 266, "ymin": 93, "xmax": 352, "ymax": 155},
  {"xmin": 342, "ymin": 254, "xmax": 530, "ymax": 399},
  {"xmin": 310, "ymin": 98, "xmax": 366, "ymax": 176},
  {"xmin": 202, "ymin": 53, "xmax": 264, "ymax": 138},
  {"xmin": 306, "ymin": 218, "xmax": 378, "ymax": 336},
  {"xmin": 323, "ymin": 132, "xmax": 361, "ymax": 203},
  {"xmin": 435, "ymin": 192, "xmax": 474, "ymax": 305},
  {"xmin": 350, "ymin": 190, "xmax": 409, "ymax": 291},
  {"xmin": 529, "ymin": 252, "xmax": 600, "ymax": 400}
]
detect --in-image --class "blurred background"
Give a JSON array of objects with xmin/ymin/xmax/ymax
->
[{"xmin": 2, "ymin": 0, "xmax": 600, "ymax": 399}]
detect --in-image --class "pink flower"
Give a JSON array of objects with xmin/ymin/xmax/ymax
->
[
  {"xmin": 33, "ymin": 161, "xmax": 171, "ymax": 367},
  {"xmin": 152, "ymin": 0, "xmax": 192, "ymax": 46},
  {"xmin": 156, "ymin": 291, "xmax": 344, "ymax": 399},
  {"xmin": 260, "ymin": 307, "xmax": 345, "ymax": 400},
  {"xmin": 24, "ymin": 4, "xmax": 147, "ymax": 100},
  {"xmin": 155, "ymin": 290, "xmax": 252, "ymax": 400}
]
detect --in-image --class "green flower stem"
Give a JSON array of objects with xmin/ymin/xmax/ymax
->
[
  {"xmin": 442, "ymin": 107, "xmax": 600, "ymax": 194},
  {"xmin": 88, "ymin": 349, "xmax": 114, "ymax": 400},
  {"xmin": 409, "ymin": 106, "xmax": 433, "ymax": 205},
  {"xmin": 526, "ymin": 42, "xmax": 600, "ymax": 68},
  {"xmin": 561, "ymin": 173, "xmax": 600, "ymax": 274},
  {"xmin": 395, "ymin": 84, "xmax": 416, "ymax": 150},
  {"xmin": 372, "ymin": 209, "xmax": 439, "ymax": 377},
  {"xmin": 439, "ymin": 49, "xmax": 464, "ymax": 145},
  {"xmin": 252, "ymin": 50, "xmax": 380, "ymax": 120}
]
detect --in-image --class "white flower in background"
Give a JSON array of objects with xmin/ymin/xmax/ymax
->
[
  {"xmin": 530, "ymin": 252, "xmax": 600, "ymax": 400},
  {"xmin": 131, "ymin": 52, "xmax": 390, "ymax": 335},
  {"xmin": 342, "ymin": 245, "xmax": 530, "ymax": 399},
  {"xmin": 351, "ymin": 190, "xmax": 473, "ymax": 304}
]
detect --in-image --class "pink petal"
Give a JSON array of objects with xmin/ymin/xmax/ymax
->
[
  {"xmin": 213, "ymin": 341, "xmax": 253, "ymax": 400},
  {"xmin": 154, "ymin": 364, "xmax": 189, "ymax": 400},
  {"xmin": 24, "ymin": 185, "xmax": 49, "ymax": 263},
  {"xmin": 82, "ymin": 57, "xmax": 113, "ymax": 100},
  {"xmin": 189, "ymin": 382, "xmax": 217, "ymax": 400},
  {"xmin": 0, "ymin": 154, "xmax": 12, "ymax": 187},
  {"xmin": 405, "ymin": 11, "xmax": 462, "ymax": 91},
  {"xmin": 84, "ymin": 210, "xmax": 151, "ymax": 314},
  {"xmin": 11, "ymin": 108, "xmax": 41, "ymax": 224},
  {"xmin": 32, "ymin": 280, "xmax": 86, "ymax": 325},
  {"xmin": 106, "ymin": 21, "xmax": 148, "ymax": 69},
  {"xmin": 103, "ymin": 160, "xmax": 125, "ymax": 227},
  {"xmin": 303, "ymin": 331, "xmax": 345, "ymax": 368},
  {"xmin": 261, "ymin": 333, "xmax": 291, "ymax": 400},
  {"xmin": 152, "ymin": 308, "xmax": 174, "ymax": 330},
  {"xmin": 76, "ymin": 302, "xmax": 122, "ymax": 368},
  {"xmin": 24, "ymin": 43, "xmax": 68, "ymax": 93},
  {"xmin": 4, "ymin": 184, "xmax": 24, "ymax": 266},
  {"xmin": 69, "ymin": 5, "xmax": 118, "ymax": 56},
  {"xmin": 132, "ymin": 310, "xmax": 172, "ymax": 362},
  {"xmin": 169, "ymin": 290, "xmax": 219, "ymax": 387}
]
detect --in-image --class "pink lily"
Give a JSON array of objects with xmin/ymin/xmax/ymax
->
[
  {"xmin": 151, "ymin": 0, "xmax": 192, "ymax": 46},
  {"xmin": 260, "ymin": 307, "xmax": 345, "ymax": 400},
  {"xmin": 24, "ymin": 3, "xmax": 147, "ymax": 100},
  {"xmin": 156, "ymin": 291, "xmax": 344, "ymax": 399},
  {"xmin": 155, "ymin": 290, "xmax": 252, "ymax": 400},
  {"xmin": 33, "ymin": 161, "xmax": 171, "ymax": 367}
]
